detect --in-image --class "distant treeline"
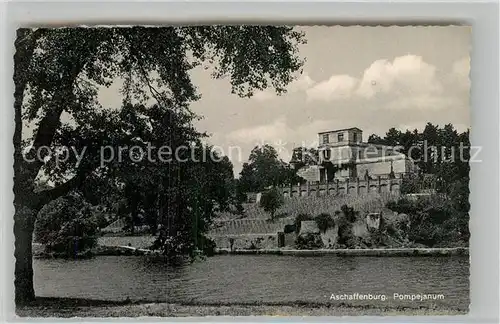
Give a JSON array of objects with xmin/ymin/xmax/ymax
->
[{"xmin": 238, "ymin": 123, "xmax": 470, "ymax": 196}]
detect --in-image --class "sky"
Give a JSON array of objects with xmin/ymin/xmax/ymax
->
[{"xmin": 99, "ymin": 26, "xmax": 471, "ymax": 177}]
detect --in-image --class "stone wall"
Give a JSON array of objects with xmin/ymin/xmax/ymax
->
[
  {"xmin": 299, "ymin": 220, "xmax": 320, "ymax": 235},
  {"xmin": 351, "ymin": 220, "xmax": 369, "ymax": 238},
  {"xmin": 281, "ymin": 175, "xmax": 402, "ymax": 198}
]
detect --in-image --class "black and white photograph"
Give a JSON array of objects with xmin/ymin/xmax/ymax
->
[{"xmin": 12, "ymin": 25, "xmax": 471, "ymax": 317}]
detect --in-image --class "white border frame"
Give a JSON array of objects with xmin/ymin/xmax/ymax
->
[{"xmin": 1, "ymin": 1, "xmax": 498, "ymax": 323}]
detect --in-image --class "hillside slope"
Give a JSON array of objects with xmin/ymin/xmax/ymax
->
[{"xmin": 210, "ymin": 193, "xmax": 398, "ymax": 236}]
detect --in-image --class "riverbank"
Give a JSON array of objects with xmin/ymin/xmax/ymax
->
[
  {"xmin": 215, "ymin": 247, "xmax": 469, "ymax": 257},
  {"xmin": 15, "ymin": 298, "xmax": 466, "ymax": 317},
  {"xmin": 33, "ymin": 245, "xmax": 159, "ymax": 259},
  {"xmin": 33, "ymin": 245, "xmax": 468, "ymax": 259}
]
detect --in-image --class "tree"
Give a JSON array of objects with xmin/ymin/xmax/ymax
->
[
  {"xmin": 381, "ymin": 123, "xmax": 470, "ymax": 247},
  {"xmin": 367, "ymin": 134, "xmax": 386, "ymax": 145},
  {"xmin": 239, "ymin": 145, "xmax": 291, "ymax": 192},
  {"xmin": 34, "ymin": 192, "xmax": 98, "ymax": 256},
  {"xmin": 289, "ymin": 147, "xmax": 319, "ymax": 169},
  {"xmin": 13, "ymin": 26, "xmax": 305, "ymax": 304},
  {"xmin": 386, "ymin": 194, "xmax": 468, "ymax": 247},
  {"xmin": 367, "ymin": 123, "xmax": 470, "ymax": 193},
  {"xmin": 384, "ymin": 128, "xmax": 402, "ymax": 146},
  {"xmin": 150, "ymin": 144, "xmax": 236, "ymax": 257},
  {"xmin": 234, "ymin": 179, "xmax": 248, "ymax": 214},
  {"xmin": 288, "ymin": 146, "xmax": 318, "ymax": 184},
  {"xmin": 259, "ymin": 188, "xmax": 283, "ymax": 221}
]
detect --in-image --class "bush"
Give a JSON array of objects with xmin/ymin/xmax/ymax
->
[
  {"xmin": 315, "ymin": 213, "xmax": 335, "ymax": 233},
  {"xmin": 386, "ymin": 193, "xmax": 469, "ymax": 247},
  {"xmin": 401, "ymin": 174, "xmax": 437, "ymax": 194},
  {"xmin": 294, "ymin": 213, "xmax": 313, "ymax": 234},
  {"xmin": 153, "ymin": 232, "xmax": 192, "ymax": 259},
  {"xmin": 92, "ymin": 207, "xmax": 110, "ymax": 229},
  {"xmin": 295, "ymin": 233, "xmax": 324, "ymax": 250},
  {"xmin": 340, "ymin": 204, "xmax": 358, "ymax": 222},
  {"xmin": 259, "ymin": 188, "xmax": 283, "ymax": 220},
  {"xmin": 35, "ymin": 192, "xmax": 98, "ymax": 257},
  {"xmin": 335, "ymin": 205, "xmax": 359, "ymax": 248},
  {"xmin": 284, "ymin": 224, "xmax": 296, "ymax": 234},
  {"xmin": 199, "ymin": 235, "xmax": 216, "ymax": 256}
]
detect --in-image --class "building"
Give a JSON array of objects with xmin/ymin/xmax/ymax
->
[{"xmin": 296, "ymin": 127, "xmax": 416, "ymax": 183}]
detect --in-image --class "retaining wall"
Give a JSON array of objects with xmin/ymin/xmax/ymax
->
[{"xmin": 280, "ymin": 176, "xmax": 403, "ymax": 198}]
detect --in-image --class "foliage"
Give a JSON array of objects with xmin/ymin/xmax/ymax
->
[
  {"xmin": 13, "ymin": 26, "xmax": 306, "ymax": 301},
  {"xmin": 288, "ymin": 147, "xmax": 319, "ymax": 184},
  {"xmin": 234, "ymin": 180, "xmax": 248, "ymax": 214},
  {"xmin": 294, "ymin": 213, "xmax": 313, "ymax": 234},
  {"xmin": 239, "ymin": 145, "xmax": 295, "ymax": 192},
  {"xmin": 365, "ymin": 227, "xmax": 386, "ymax": 247},
  {"xmin": 339, "ymin": 204, "xmax": 358, "ymax": 223},
  {"xmin": 295, "ymin": 233, "xmax": 324, "ymax": 250},
  {"xmin": 259, "ymin": 187, "xmax": 284, "ymax": 220},
  {"xmin": 400, "ymin": 173, "xmax": 437, "ymax": 194},
  {"xmin": 386, "ymin": 192, "xmax": 469, "ymax": 247},
  {"xmin": 283, "ymin": 224, "xmax": 296, "ymax": 234},
  {"xmin": 335, "ymin": 205, "xmax": 359, "ymax": 248},
  {"xmin": 314, "ymin": 213, "xmax": 335, "ymax": 233},
  {"xmin": 361, "ymin": 215, "xmax": 405, "ymax": 248},
  {"xmin": 92, "ymin": 207, "xmax": 110, "ymax": 229},
  {"xmin": 34, "ymin": 192, "xmax": 98, "ymax": 256},
  {"xmin": 367, "ymin": 123, "xmax": 470, "ymax": 192},
  {"xmin": 289, "ymin": 147, "xmax": 319, "ymax": 169}
]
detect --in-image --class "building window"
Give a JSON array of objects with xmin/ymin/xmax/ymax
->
[
  {"xmin": 337, "ymin": 132, "xmax": 344, "ymax": 142},
  {"xmin": 322, "ymin": 134, "xmax": 329, "ymax": 144},
  {"xmin": 353, "ymin": 132, "xmax": 357, "ymax": 143}
]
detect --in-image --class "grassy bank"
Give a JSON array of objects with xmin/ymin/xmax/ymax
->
[
  {"xmin": 216, "ymin": 193, "xmax": 397, "ymax": 222},
  {"xmin": 15, "ymin": 298, "xmax": 466, "ymax": 317}
]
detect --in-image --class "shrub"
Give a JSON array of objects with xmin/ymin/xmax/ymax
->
[
  {"xmin": 295, "ymin": 233, "xmax": 324, "ymax": 250},
  {"xmin": 401, "ymin": 174, "xmax": 421, "ymax": 194},
  {"xmin": 92, "ymin": 207, "xmax": 110, "ymax": 229},
  {"xmin": 284, "ymin": 224, "xmax": 296, "ymax": 234},
  {"xmin": 386, "ymin": 193, "xmax": 469, "ymax": 247},
  {"xmin": 35, "ymin": 192, "xmax": 98, "ymax": 257},
  {"xmin": 340, "ymin": 204, "xmax": 358, "ymax": 222},
  {"xmin": 315, "ymin": 213, "xmax": 335, "ymax": 233},
  {"xmin": 335, "ymin": 205, "xmax": 359, "ymax": 248},
  {"xmin": 199, "ymin": 235, "xmax": 216, "ymax": 256},
  {"xmin": 259, "ymin": 188, "xmax": 283, "ymax": 220},
  {"xmin": 337, "ymin": 221, "xmax": 357, "ymax": 248},
  {"xmin": 401, "ymin": 173, "xmax": 437, "ymax": 194},
  {"xmin": 294, "ymin": 213, "xmax": 313, "ymax": 234},
  {"xmin": 152, "ymin": 232, "xmax": 192, "ymax": 258}
]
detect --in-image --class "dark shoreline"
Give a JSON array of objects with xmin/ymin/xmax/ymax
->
[
  {"xmin": 215, "ymin": 247, "xmax": 469, "ymax": 257},
  {"xmin": 33, "ymin": 245, "xmax": 469, "ymax": 259}
]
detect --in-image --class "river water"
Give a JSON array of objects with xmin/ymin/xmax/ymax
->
[{"xmin": 34, "ymin": 255, "xmax": 469, "ymax": 310}]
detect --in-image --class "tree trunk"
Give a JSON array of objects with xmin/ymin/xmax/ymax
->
[
  {"xmin": 12, "ymin": 29, "xmax": 44, "ymax": 306},
  {"xmin": 14, "ymin": 205, "xmax": 36, "ymax": 305}
]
